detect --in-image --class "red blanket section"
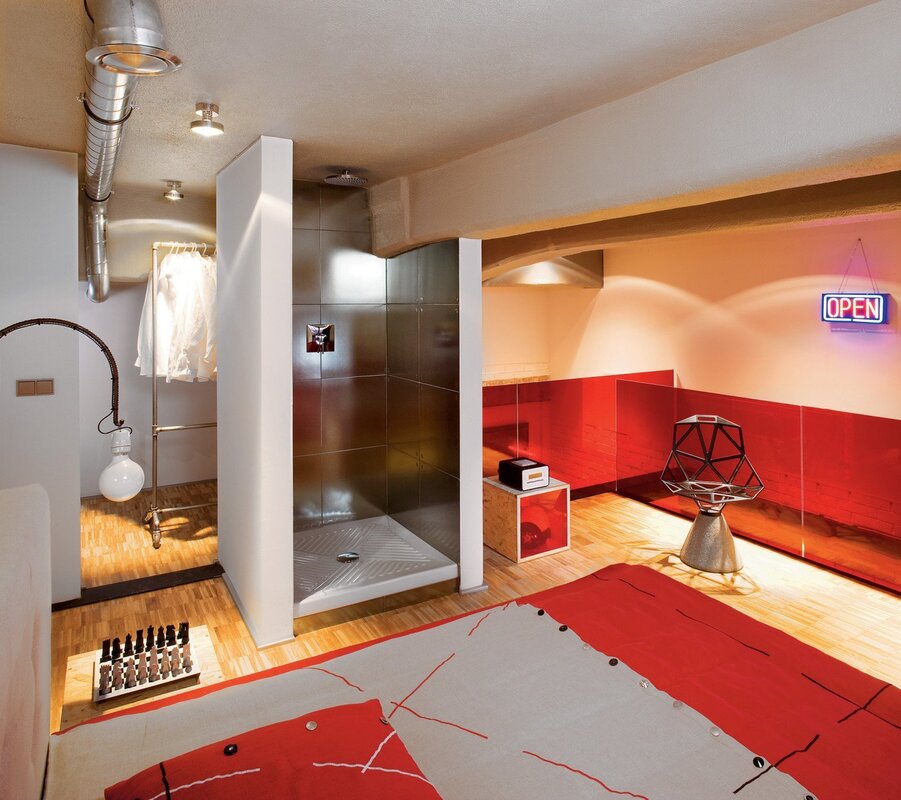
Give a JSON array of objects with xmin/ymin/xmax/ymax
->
[
  {"xmin": 104, "ymin": 699, "xmax": 441, "ymax": 800},
  {"xmin": 523, "ymin": 564, "xmax": 901, "ymax": 800}
]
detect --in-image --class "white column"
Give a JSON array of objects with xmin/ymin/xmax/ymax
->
[
  {"xmin": 457, "ymin": 238, "xmax": 485, "ymax": 591},
  {"xmin": 216, "ymin": 136, "xmax": 294, "ymax": 646}
]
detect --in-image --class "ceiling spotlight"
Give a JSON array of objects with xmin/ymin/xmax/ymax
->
[
  {"xmin": 164, "ymin": 181, "xmax": 184, "ymax": 201},
  {"xmin": 191, "ymin": 102, "xmax": 224, "ymax": 137}
]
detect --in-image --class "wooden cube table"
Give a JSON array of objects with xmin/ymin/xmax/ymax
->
[{"xmin": 483, "ymin": 477, "xmax": 570, "ymax": 563}]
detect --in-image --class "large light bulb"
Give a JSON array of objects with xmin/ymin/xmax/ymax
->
[{"xmin": 99, "ymin": 428, "xmax": 145, "ymax": 502}]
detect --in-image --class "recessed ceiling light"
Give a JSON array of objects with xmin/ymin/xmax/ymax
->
[
  {"xmin": 164, "ymin": 181, "xmax": 184, "ymax": 201},
  {"xmin": 191, "ymin": 102, "xmax": 224, "ymax": 137}
]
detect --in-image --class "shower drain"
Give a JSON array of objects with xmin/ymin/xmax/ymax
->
[{"xmin": 337, "ymin": 551, "xmax": 360, "ymax": 563}]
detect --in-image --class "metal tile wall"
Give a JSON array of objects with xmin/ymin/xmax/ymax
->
[
  {"xmin": 292, "ymin": 182, "xmax": 388, "ymax": 529},
  {"xmin": 291, "ymin": 182, "xmax": 460, "ymax": 565},
  {"xmin": 385, "ymin": 241, "xmax": 461, "ymax": 562}
]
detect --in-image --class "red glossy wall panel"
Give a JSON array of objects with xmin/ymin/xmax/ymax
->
[
  {"xmin": 484, "ymin": 372, "xmax": 900, "ymax": 592},
  {"xmin": 675, "ymin": 389, "xmax": 803, "ymax": 513},
  {"xmin": 520, "ymin": 488, "xmax": 568, "ymax": 558},
  {"xmin": 614, "ymin": 379, "xmax": 676, "ymax": 489},
  {"xmin": 482, "ymin": 371, "xmax": 673, "ymax": 489},
  {"xmin": 802, "ymin": 407, "xmax": 901, "ymax": 537}
]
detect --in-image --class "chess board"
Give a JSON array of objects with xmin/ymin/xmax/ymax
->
[
  {"xmin": 92, "ymin": 623, "xmax": 202, "ymax": 703},
  {"xmin": 60, "ymin": 625, "xmax": 221, "ymax": 729}
]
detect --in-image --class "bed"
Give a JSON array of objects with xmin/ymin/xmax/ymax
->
[{"xmin": 4, "ymin": 483, "xmax": 900, "ymax": 799}]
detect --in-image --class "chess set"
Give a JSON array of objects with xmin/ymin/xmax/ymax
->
[{"xmin": 93, "ymin": 621, "xmax": 201, "ymax": 703}]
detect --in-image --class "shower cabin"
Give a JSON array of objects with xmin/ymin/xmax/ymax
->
[
  {"xmin": 216, "ymin": 137, "xmax": 482, "ymax": 646},
  {"xmin": 291, "ymin": 182, "xmax": 463, "ymax": 618}
]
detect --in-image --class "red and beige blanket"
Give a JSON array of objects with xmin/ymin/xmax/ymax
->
[{"xmin": 47, "ymin": 564, "xmax": 900, "ymax": 799}]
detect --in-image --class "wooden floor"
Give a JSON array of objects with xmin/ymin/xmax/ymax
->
[
  {"xmin": 80, "ymin": 481, "xmax": 218, "ymax": 588},
  {"xmin": 52, "ymin": 492, "xmax": 901, "ymax": 732}
]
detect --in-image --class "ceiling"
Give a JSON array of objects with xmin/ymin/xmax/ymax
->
[{"xmin": 0, "ymin": 0, "xmax": 876, "ymax": 198}]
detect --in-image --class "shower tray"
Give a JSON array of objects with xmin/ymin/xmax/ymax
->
[{"xmin": 293, "ymin": 515, "xmax": 458, "ymax": 617}]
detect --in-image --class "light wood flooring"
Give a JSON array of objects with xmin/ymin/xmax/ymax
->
[
  {"xmin": 52, "ymin": 492, "xmax": 900, "ymax": 732},
  {"xmin": 80, "ymin": 481, "xmax": 217, "ymax": 588}
]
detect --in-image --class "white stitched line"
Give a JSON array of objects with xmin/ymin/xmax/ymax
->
[
  {"xmin": 312, "ymin": 762, "xmax": 433, "ymax": 786},
  {"xmin": 363, "ymin": 730, "xmax": 396, "ymax": 773},
  {"xmin": 147, "ymin": 767, "xmax": 261, "ymax": 800}
]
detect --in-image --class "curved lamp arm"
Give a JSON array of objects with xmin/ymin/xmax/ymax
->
[{"xmin": 0, "ymin": 317, "xmax": 125, "ymax": 430}]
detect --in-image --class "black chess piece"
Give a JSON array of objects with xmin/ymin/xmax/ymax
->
[
  {"xmin": 135, "ymin": 629, "xmax": 144, "ymax": 654},
  {"xmin": 178, "ymin": 621, "xmax": 189, "ymax": 643},
  {"xmin": 156, "ymin": 628, "xmax": 165, "ymax": 649},
  {"xmin": 101, "ymin": 639, "xmax": 111, "ymax": 663},
  {"xmin": 124, "ymin": 634, "xmax": 133, "ymax": 657},
  {"xmin": 166, "ymin": 624, "xmax": 176, "ymax": 646},
  {"xmin": 146, "ymin": 625, "xmax": 154, "ymax": 645},
  {"xmin": 111, "ymin": 637, "xmax": 121, "ymax": 661}
]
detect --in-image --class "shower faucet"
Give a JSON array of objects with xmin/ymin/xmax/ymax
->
[{"xmin": 306, "ymin": 323, "xmax": 335, "ymax": 353}]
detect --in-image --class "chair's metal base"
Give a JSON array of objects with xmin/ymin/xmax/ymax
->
[{"xmin": 679, "ymin": 511, "xmax": 743, "ymax": 573}]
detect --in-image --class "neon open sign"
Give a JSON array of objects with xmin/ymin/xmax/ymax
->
[{"xmin": 821, "ymin": 293, "xmax": 889, "ymax": 324}]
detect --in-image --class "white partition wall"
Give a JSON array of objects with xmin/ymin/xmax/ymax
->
[
  {"xmin": 458, "ymin": 238, "xmax": 485, "ymax": 591},
  {"xmin": 0, "ymin": 144, "xmax": 81, "ymax": 603},
  {"xmin": 216, "ymin": 137, "xmax": 294, "ymax": 647}
]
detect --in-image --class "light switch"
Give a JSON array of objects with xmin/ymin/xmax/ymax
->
[{"xmin": 16, "ymin": 379, "xmax": 54, "ymax": 396}]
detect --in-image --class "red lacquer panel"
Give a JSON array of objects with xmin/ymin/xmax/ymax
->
[
  {"xmin": 520, "ymin": 488, "xmax": 568, "ymax": 558},
  {"xmin": 614, "ymin": 379, "xmax": 676, "ymax": 491},
  {"xmin": 482, "ymin": 384, "xmax": 518, "ymax": 476}
]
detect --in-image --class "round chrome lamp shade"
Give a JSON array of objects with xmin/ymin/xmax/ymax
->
[
  {"xmin": 191, "ymin": 102, "xmax": 224, "ymax": 137},
  {"xmin": 87, "ymin": 44, "xmax": 182, "ymax": 75}
]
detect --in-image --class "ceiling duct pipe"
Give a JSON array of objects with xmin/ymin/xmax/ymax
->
[{"xmin": 81, "ymin": 0, "xmax": 181, "ymax": 302}]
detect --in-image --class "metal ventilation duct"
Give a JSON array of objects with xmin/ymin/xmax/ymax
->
[
  {"xmin": 82, "ymin": 0, "xmax": 181, "ymax": 302},
  {"xmin": 482, "ymin": 250, "xmax": 604, "ymax": 287}
]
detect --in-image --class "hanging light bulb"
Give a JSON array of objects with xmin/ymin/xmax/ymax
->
[{"xmin": 99, "ymin": 428, "xmax": 145, "ymax": 502}]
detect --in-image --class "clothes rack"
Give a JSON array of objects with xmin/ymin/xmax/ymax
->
[{"xmin": 144, "ymin": 241, "xmax": 217, "ymax": 548}]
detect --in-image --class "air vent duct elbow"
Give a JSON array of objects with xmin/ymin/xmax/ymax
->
[{"xmin": 81, "ymin": 0, "xmax": 181, "ymax": 303}]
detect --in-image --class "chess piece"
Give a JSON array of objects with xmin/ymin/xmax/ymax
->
[
  {"xmin": 148, "ymin": 647, "xmax": 160, "ymax": 682},
  {"xmin": 111, "ymin": 637, "xmax": 121, "ymax": 661},
  {"xmin": 169, "ymin": 645, "xmax": 181, "ymax": 676},
  {"xmin": 112, "ymin": 660, "xmax": 123, "ymax": 690},
  {"xmin": 135, "ymin": 629, "xmax": 144, "ymax": 654},
  {"xmin": 137, "ymin": 651, "xmax": 148, "ymax": 684},
  {"xmin": 146, "ymin": 625, "xmax": 154, "ymax": 646},
  {"xmin": 160, "ymin": 646, "xmax": 170, "ymax": 678},
  {"xmin": 156, "ymin": 628, "xmax": 165, "ymax": 649},
  {"xmin": 178, "ymin": 621, "xmax": 189, "ymax": 643},
  {"xmin": 125, "ymin": 659, "xmax": 136, "ymax": 688},
  {"xmin": 124, "ymin": 634, "xmax": 133, "ymax": 657},
  {"xmin": 101, "ymin": 639, "xmax": 111, "ymax": 663},
  {"xmin": 166, "ymin": 624, "xmax": 176, "ymax": 647},
  {"xmin": 181, "ymin": 641, "xmax": 193, "ymax": 672},
  {"xmin": 99, "ymin": 663, "xmax": 112, "ymax": 696}
]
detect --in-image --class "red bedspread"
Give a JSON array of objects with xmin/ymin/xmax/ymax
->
[
  {"xmin": 59, "ymin": 564, "xmax": 900, "ymax": 800},
  {"xmin": 523, "ymin": 564, "xmax": 900, "ymax": 800}
]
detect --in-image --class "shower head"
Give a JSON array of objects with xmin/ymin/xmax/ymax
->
[{"xmin": 323, "ymin": 169, "xmax": 368, "ymax": 188}]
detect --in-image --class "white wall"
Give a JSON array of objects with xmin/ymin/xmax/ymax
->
[
  {"xmin": 371, "ymin": 0, "xmax": 901, "ymax": 254},
  {"xmin": 483, "ymin": 215, "xmax": 901, "ymax": 420},
  {"xmin": 458, "ymin": 238, "xmax": 484, "ymax": 592},
  {"xmin": 482, "ymin": 287, "xmax": 550, "ymax": 382},
  {"xmin": 78, "ymin": 185, "xmax": 216, "ymax": 282},
  {"xmin": 0, "ymin": 143, "xmax": 81, "ymax": 602},
  {"xmin": 216, "ymin": 136, "xmax": 294, "ymax": 647},
  {"xmin": 77, "ymin": 283, "xmax": 217, "ymax": 498}
]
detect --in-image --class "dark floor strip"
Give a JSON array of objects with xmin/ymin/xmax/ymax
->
[
  {"xmin": 733, "ymin": 733, "xmax": 820, "ymax": 794},
  {"xmin": 51, "ymin": 562, "xmax": 224, "ymax": 611}
]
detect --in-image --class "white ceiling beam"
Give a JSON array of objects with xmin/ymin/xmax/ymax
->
[{"xmin": 371, "ymin": 0, "xmax": 901, "ymax": 257}]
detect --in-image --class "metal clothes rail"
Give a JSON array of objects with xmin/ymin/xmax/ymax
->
[{"xmin": 144, "ymin": 241, "xmax": 217, "ymax": 548}]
